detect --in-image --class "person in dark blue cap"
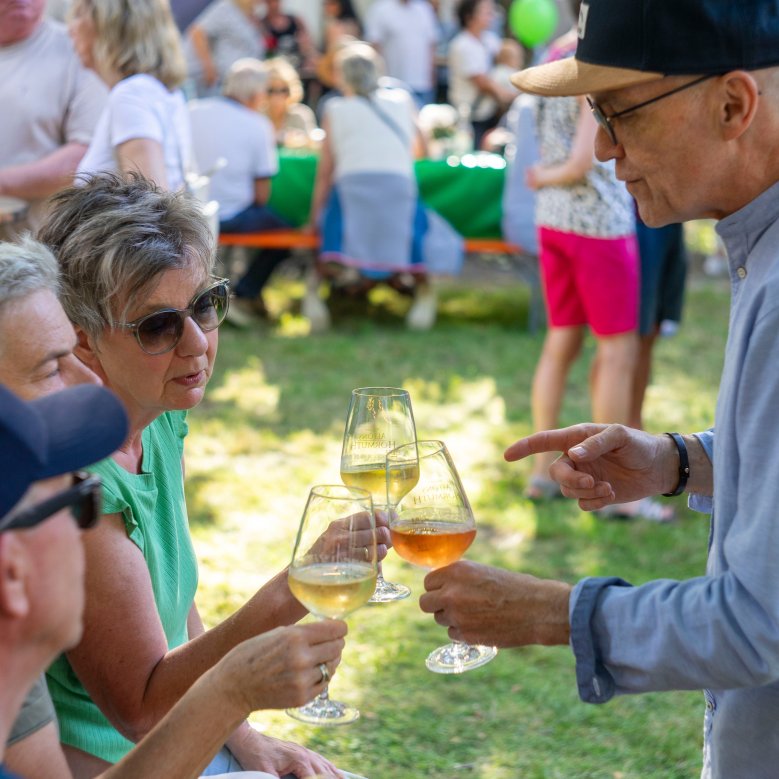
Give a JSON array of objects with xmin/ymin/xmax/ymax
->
[
  {"xmin": 0, "ymin": 383, "xmax": 127, "ymax": 779},
  {"xmin": 420, "ymin": 1, "xmax": 779, "ymax": 776}
]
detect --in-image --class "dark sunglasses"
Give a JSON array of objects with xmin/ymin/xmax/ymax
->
[
  {"xmin": 268, "ymin": 86, "xmax": 291, "ymax": 96},
  {"xmin": 0, "ymin": 472, "xmax": 102, "ymax": 533},
  {"xmin": 113, "ymin": 279, "xmax": 230, "ymax": 356}
]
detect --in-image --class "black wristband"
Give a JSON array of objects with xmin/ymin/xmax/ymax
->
[{"xmin": 662, "ymin": 432, "xmax": 689, "ymax": 497}]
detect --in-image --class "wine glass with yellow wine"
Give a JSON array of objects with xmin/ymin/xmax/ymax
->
[
  {"xmin": 386, "ymin": 440, "xmax": 498, "ymax": 674},
  {"xmin": 340, "ymin": 387, "xmax": 417, "ymax": 602},
  {"xmin": 286, "ymin": 484, "xmax": 377, "ymax": 725}
]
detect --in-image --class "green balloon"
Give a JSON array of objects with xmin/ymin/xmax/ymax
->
[{"xmin": 509, "ymin": 0, "xmax": 559, "ymax": 48}]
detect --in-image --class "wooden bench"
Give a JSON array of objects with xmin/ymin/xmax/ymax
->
[{"xmin": 218, "ymin": 230, "xmax": 543, "ymax": 331}]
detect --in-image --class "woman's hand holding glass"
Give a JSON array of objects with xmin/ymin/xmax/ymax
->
[
  {"xmin": 286, "ymin": 484, "xmax": 377, "ymax": 725},
  {"xmin": 385, "ymin": 440, "xmax": 498, "ymax": 674}
]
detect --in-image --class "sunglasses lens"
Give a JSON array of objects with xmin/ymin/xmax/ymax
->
[
  {"xmin": 193, "ymin": 283, "xmax": 229, "ymax": 332},
  {"xmin": 137, "ymin": 311, "xmax": 183, "ymax": 354},
  {"xmin": 70, "ymin": 474, "xmax": 102, "ymax": 530}
]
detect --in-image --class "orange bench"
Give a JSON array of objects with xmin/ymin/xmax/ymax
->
[
  {"xmin": 217, "ymin": 230, "xmax": 543, "ymax": 331},
  {"xmin": 218, "ymin": 229, "xmax": 319, "ymax": 251},
  {"xmin": 218, "ymin": 230, "xmax": 521, "ymax": 256}
]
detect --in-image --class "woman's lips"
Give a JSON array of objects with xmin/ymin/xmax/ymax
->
[{"xmin": 173, "ymin": 369, "xmax": 206, "ymax": 386}]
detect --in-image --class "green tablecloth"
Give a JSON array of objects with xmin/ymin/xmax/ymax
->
[{"xmin": 268, "ymin": 151, "xmax": 507, "ymax": 239}]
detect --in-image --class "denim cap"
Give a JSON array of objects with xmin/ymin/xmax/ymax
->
[
  {"xmin": 0, "ymin": 384, "xmax": 128, "ymax": 522},
  {"xmin": 511, "ymin": 0, "xmax": 779, "ymax": 96}
]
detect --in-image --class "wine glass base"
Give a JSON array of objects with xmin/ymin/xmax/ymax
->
[
  {"xmin": 425, "ymin": 642, "xmax": 498, "ymax": 674},
  {"xmin": 368, "ymin": 578, "xmax": 411, "ymax": 603},
  {"xmin": 286, "ymin": 698, "xmax": 360, "ymax": 726}
]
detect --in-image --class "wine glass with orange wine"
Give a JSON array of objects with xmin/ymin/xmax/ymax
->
[
  {"xmin": 340, "ymin": 387, "xmax": 417, "ymax": 602},
  {"xmin": 286, "ymin": 484, "xmax": 377, "ymax": 724},
  {"xmin": 386, "ymin": 440, "xmax": 497, "ymax": 674}
]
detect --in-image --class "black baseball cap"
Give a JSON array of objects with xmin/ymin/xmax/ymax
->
[
  {"xmin": 0, "ymin": 384, "xmax": 128, "ymax": 523},
  {"xmin": 512, "ymin": 0, "xmax": 779, "ymax": 96}
]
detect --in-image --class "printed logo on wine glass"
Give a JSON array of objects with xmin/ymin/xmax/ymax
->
[
  {"xmin": 352, "ymin": 432, "xmax": 397, "ymax": 450},
  {"xmin": 408, "ymin": 483, "xmax": 461, "ymax": 506}
]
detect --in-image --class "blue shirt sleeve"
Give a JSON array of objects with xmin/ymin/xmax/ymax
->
[{"xmin": 689, "ymin": 428, "xmax": 714, "ymax": 513}]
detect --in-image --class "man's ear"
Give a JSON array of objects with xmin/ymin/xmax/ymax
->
[
  {"xmin": 0, "ymin": 534, "xmax": 31, "ymax": 620},
  {"xmin": 718, "ymin": 70, "xmax": 761, "ymax": 140},
  {"xmin": 73, "ymin": 326, "xmax": 101, "ymax": 375}
]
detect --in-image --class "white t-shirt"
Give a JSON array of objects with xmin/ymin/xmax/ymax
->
[
  {"xmin": 365, "ymin": 0, "xmax": 439, "ymax": 92},
  {"xmin": 77, "ymin": 74, "xmax": 193, "ymax": 191},
  {"xmin": 447, "ymin": 29, "xmax": 501, "ymax": 121},
  {"xmin": 325, "ymin": 90, "xmax": 416, "ymax": 180},
  {"xmin": 0, "ymin": 20, "xmax": 106, "ymax": 226},
  {"xmin": 188, "ymin": 96, "xmax": 278, "ymax": 220}
]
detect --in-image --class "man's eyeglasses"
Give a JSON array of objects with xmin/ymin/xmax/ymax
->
[
  {"xmin": 0, "ymin": 472, "xmax": 102, "ymax": 533},
  {"xmin": 113, "ymin": 279, "xmax": 230, "ymax": 356},
  {"xmin": 587, "ymin": 74, "xmax": 715, "ymax": 146}
]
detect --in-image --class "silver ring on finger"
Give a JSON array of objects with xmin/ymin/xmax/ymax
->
[{"xmin": 318, "ymin": 662, "xmax": 330, "ymax": 684}]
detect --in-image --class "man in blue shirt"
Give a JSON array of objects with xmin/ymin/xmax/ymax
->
[{"xmin": 420, "ymin": 2, "xmax": 779, "ymax": 777}]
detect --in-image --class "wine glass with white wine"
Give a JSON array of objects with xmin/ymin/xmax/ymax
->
[
  {"xmin": 386, "ymin": 439, "xmax": 498, "ymax": 674},
  {"xmin": 340, "ymin": 387, "xmax": 417, "ymax": 602},
  {"xmin": 286, "ymin": 484, "xmax": 377, "ymax": 725}
]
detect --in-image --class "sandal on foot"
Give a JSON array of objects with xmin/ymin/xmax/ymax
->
[
  {"xmin": 524, "ymin": 476, "xmax": 563, "ymax": 501},
  {"xmin": 596, "ymin": 497, "xmax": 675, "ymax": 523}
]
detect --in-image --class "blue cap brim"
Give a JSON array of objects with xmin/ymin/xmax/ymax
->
[{"xmin": 0, "ymin": 385, "xmax": 128, "ymax": 520}]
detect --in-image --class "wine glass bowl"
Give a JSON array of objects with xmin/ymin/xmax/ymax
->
[
  {"xmin": 286, "ymin": 484, "xmax": 377, "ymax": 725},
  {"xmin": 386, "ymin": 440, "xmax": 498, "ymax": 674},
  {"xmin": 340, "ymin": 387, "xmax": 417, "ymax": 602}
]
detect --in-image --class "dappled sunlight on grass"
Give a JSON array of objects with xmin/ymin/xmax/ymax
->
[
  {"xmin": 644, "ymin": 372, "xmax": 720, "ymax": 433},
  {"xmin": 209, "ymin": 357, "xmax": 280, "ymax": 416}
]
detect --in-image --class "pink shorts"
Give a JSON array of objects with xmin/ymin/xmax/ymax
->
[{"xmin": 539, "ymin": 226, "xmax": 639, "ymax": 336}]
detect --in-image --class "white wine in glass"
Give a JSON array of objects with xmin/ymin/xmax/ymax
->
[
  {"xmin": 386, "ymin": 440, "xmax": 498, "ymax": 674},
  {"xmin": 340, "ymin": 386, "xmax": 417, "ymax": 602},
  {"xmin": 286, "ymin": 484, "xmax": 377, "ymax": 725}
]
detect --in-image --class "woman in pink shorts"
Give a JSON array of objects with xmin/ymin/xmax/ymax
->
[{"xmin": 522, "ymin": 2, "xmax": 673, "ymax": 522}]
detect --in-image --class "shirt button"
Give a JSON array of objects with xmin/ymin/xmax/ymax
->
[{"xmin": 737, "ymin": 266, "xmax": 747, "ymax": 279}]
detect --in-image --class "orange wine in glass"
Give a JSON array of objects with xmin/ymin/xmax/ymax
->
[{"xmin": 386, "ymin": 440, "xmax": 497, "ymax": 673}]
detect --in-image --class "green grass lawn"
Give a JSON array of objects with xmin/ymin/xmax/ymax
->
[{"xmin": 185, "ymin": 269, "xmax": 729, "ymax": 779}]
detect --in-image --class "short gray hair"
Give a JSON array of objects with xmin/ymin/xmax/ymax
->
[
  {"xmin": 0, "ymin": 235, "xmax": 60, "ymax": 315},
  {"xmin": 222, "ymin": 58, "xmax": 267, "ymax": 103},
  {"xmin": 36, "ymin": 173, "xmax": 215, "ymax": 340},
  {"xmin": 335, "ymin": 42, "xmax": 382, "ymax": 97}
]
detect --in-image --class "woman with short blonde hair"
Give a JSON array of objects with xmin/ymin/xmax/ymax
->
[
  {"xmin": 68, "ymin": 0, "xmax": 194, "ymax": 190},
  {"xmin": 262, "ymin": 57, "xmax": 318, "ymax": 147}
]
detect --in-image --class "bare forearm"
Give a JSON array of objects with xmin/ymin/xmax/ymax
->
[
  {"xmin": 0, "ymin": 143, "xmax": 87, "ymax": 200},
  {"xmin": 100, "ymin": 669, "xmax": 246, "ymax": 779},
  {"xmin": 129, "ymin": 570, "xmax": 305, "ymax": 737},
  {"xmin": 531, "ymin": 159, "xmax": 591, "ymax": 188}
]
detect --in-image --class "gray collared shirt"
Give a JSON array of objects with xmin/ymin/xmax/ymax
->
[{"xmin": 568, "ymin": 179, "xmax": 779, "ymax": 778}]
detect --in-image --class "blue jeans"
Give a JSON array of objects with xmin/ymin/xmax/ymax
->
[
  {"xmin": 200, "ymin": 745, "xmax": 297, "ymax": 777},
  {"xmin": 220, "ymin": 204, "xmax": 290, "ymax": 300}
]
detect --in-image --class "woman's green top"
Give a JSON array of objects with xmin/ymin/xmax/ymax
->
[{"xmin": 46, "ymin": 411, "xmax": 198, "ymax": 763}]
